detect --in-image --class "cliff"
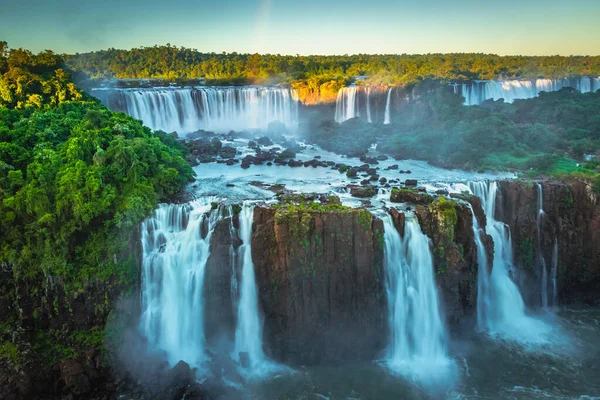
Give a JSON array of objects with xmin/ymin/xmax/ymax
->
[
  {"xmin": 497, "ymin": 179, "xmax": 600, "ymax": 305},
  {"xmin": 251, "ymin": 202, "xmax": 387, "ymax": 365}
]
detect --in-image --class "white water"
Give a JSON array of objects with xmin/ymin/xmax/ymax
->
[
  {"xmin": 454, "ymin": 77, "xmax": 600, "ymax": 105},
  {"xmin": 382, "ymin": 214, "xmax": 453, "ymax": 384},
  {"xmin": 536, "ymin": 183, "xmax": 549, "ymax": 308},
  {"xmin": 92, "ymin": 86, "xmax": 299, "ymax": 134},
  {"xmin": 551, "ymin": 239, "xmax": 559, "ymax": 307},
  {"xmin": 233, "ymin": 203, "xmax": 280, "ymax": 378},
  {"xmin": 366, "ymin": 87, "xmax": 373, "ymax": 123},
  {"xmin": 139, "ymin": 199, "xmax": 220, "ymax": 369},
  {"xmin": 469, "ymin": 182, "xmax": 553, "ymax": 344},
  {"xmin": 383, "ymin": 88, "xmax": 392, "ymax": 125},
  {"xmin": 335, "ymin": 86, "xmax": 360, "ymax": 123}
]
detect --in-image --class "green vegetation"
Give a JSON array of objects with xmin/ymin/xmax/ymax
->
[
  {"xmin": 0, "ymin": 44, "xmax": 194, "ymax": 285},
  {"xmin": 430, "ymin": 197, "xmax": 458, "ymax": 243},
  {"xmin": 67, "ymin": 45, "xmax": 600, "ymax": 87},
  {"xmin": 374, "ymin": 88, "xmax": 600, "ymax": 190}
]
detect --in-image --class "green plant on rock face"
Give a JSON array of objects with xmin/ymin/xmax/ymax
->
[
  {"xmin": 357, "ymin": 209, "xmax": 373, "ymax": 231},
  {"xmin": 564, "ymin": 187, "xmax": 574, "ymax": 207},
  {"xmin": 518, "ymin": 237, "xmax": 535, "ymax": 270},
  {"xmin": 430, "ymin": 197, "xmax": 458, "ymax": 243}
]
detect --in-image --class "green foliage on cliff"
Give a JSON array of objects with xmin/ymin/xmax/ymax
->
[
  {"xmin": 0, "ymin": 44, "xmax": 194, "ymax": 285},
  {"xmin": 429, "ymin": 197, "xmax": 458, "ymax": 243}
]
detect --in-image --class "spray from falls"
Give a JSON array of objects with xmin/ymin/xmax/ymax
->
[
  {"xmin": 382, "ymin": 214, "xmax": 453, "ymax": 384},
  {"xmin": 92, "ymin": 87, "xmax": 299, "ymax": 134},
  {"xmin": 139, "ymin": 199, "xmax": 220, "ymax": 369}
]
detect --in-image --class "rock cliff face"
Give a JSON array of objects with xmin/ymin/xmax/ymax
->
[
  {"xmin": 497, "ymin": 179, "xmax": 600, "ymax": 305},
  {"xmin": 251, "ymin": 204, "xmax": 387, "ymax": 365}
]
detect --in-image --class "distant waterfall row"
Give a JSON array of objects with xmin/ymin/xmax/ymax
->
[
  {"xmin": 335, "ymin": 86, "xmax": 394, "ymax": 124},
  {"xmin": 454, "ymin": 77, "xmax": 600, "ymax": 105},
  {"xmin": 92, "ymin": 87, "xmax": 299, "ymax": 134}
]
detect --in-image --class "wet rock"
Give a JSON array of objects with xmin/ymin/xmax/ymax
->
[
  {"xmin": 350, "ymin": 185, "xmax": 377, "ymax": 198},
  {"xmin": 387, "ymin": 164, "xmax": 399, "ymax": 170},
  {"xmin": 390, "ymin": 187, "xmax": 433, "ymax": 205},
  {"xmin": 257, "ymin": 136, "xmax": 273, "ymax": 146},
  {"xmin": 219, "ymin": 146, "xmax": 237, "ymax": 159},
  {"xmin": 60, "ymin": 359, "xmax": 91, "ymax": 396},
  {"xmin": 346, "ymin": 168, "xmax": 358, "ymax": 178},
  {"xmin": 379, "ymin": 177, "xmax": 387, "ymax": 184},
  {"xmin": 405, "ymin": 179, "xmax": 418, "ymax": 186},
  {"xmin": 376, "ymin": 155, "xmax": 389, "ymax": 161},
  {"xmin": 279, "ymin": 148, "xmax": 297, "ymax": 159}
]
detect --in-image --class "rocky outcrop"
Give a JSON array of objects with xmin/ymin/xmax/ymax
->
[
  {"xmin": 497, "ymin": 179, "xmax": 600, "ymax": 305},
  {"xmin": 251, "ymin": 203, "xmax": 387, "ymax": 365}
]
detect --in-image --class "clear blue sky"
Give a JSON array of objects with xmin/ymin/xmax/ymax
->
[{"xmin": 2, "ymin": 0, "xmax": 600, "ymax": 55}]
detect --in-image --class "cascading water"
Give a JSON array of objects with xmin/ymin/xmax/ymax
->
[
  {"xmin": 536, "ymin": 183, "xmax": 549, "ymax": 308},
  {"xmin": 382, "ymin": 214, "xmax": 453, "ymax": 384},
  {"xmin": 139, "ymin": 199, "xmax": 221, "ymax": 369},
  {"xmin": 551, "ymin": 239, "xmax": 558, "ymax": 307},
  {"xmin": 232, "ymin": 203, "xmax": 280, "ymax": 378},
  {"xmin": 455, "ymin": 77, "xmax": 600, "ymax": 105},
  {"xmin": 335, "ymin": 86, "xmax": 360, "ymax": 123},
  {"xmin": 383, "ymin": 88, "xmax": 392, "ymax": 125},
  {"xmin": 469, "ymin": 182, "xmax": 553, "ymax": 343},
  {"xmin": 366, "ymin": 87, "xmax": 373, "ymax": 123},
  {"xmin": 92, "ymin": 86, "xmax": 299, "ymax": 134}
]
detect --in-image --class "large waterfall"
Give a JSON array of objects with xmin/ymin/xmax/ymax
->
[
  {"xmin": 92, "ymin": 86, "xmax": 299, "ymax": 134},
  {"xmin": 139, "ymin": 199, "xmax": 219, "ymax": 369},
  {"xmin": 382, "ymin": 214, "xmax": 452, "ymax": 384},
  {"xmin": 334, "ymin": 86, "xmax": 393, "ymax": 124},
  {"xmin": 454, "ymin": 77, "xmax": 600, "ymax": 105},
  {"xmin": 469, "ymin": 182, "xmax": 552, "ymax": 343}
]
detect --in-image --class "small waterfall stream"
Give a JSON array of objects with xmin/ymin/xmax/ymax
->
[
  {"xmin": 233, "ymin": 203, "xmax": 281, "ymax": 378},
  {"xmin": 382, "ymin": 214, "xmax": 453, "ymax": 384},
  {"xmin": 536, "ymin": 183, "xmax": 549, "ymax": 307},
  {"xmin": 383, "ymin": 88, "xmax": 392, "ymax": 125}
]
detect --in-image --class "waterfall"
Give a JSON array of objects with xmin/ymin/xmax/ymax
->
[
  {"xmin": 469, "ymin": 182, "xmax": 552, "ymax": 343},
  {"xmin": 335, "ymin": 87, "xmax": 360, "ymax": 123},
  {"xmin": 139, "ymin": 199, "xmax": 220, "ymax": 369},
  {"xmin": 382, "ymin": 214, "xmax": 452, "ymax": 384},
  {"xmin": 551, "ymin": 240, "xmax": 559, "ymax": 307},
  {"xmin": 536, "ymin": 183, "xmax": 549, "ymax": 308},
  {"xmin": 383, "ymin": 88, "xmax": 392, "ymax": 125},
  {"xmin": 92, "ymin": 86, "xmax": 299, "ymax": 134},
  {"xmin": 456, "ymin": 77, "xmax": 600, "ymax": 105},
  {"xmin": 366, "ymin": 87, "xmax": 373, "ymax": 124},
  {"xmin": 232, "ymin": 203, "xmax": 280, "ymax": 378}
]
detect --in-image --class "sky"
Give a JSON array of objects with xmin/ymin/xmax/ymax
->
[{"xmin": 1, "ymin": 0, "xmax": 600, "ymax": 56}]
